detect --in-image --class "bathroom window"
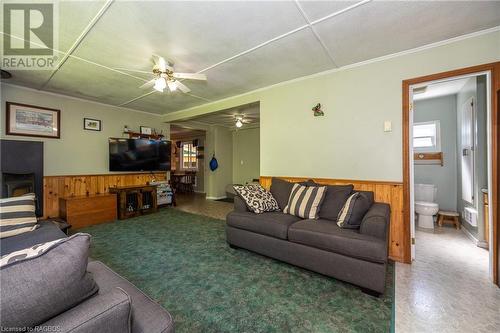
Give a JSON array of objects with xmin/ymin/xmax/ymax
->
[{"xmin": 413, "ymin": 121, "xmax": 441, "ymax": 152}]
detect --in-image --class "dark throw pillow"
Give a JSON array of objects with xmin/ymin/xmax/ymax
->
[
  {"xmin": 337, "ymin": 192, "xmax": 372, "ymax": 229},
  {"xmin": 233, "ymin": 184, "xmax": 279, "ymax": 214},
  {"xmin": 297, "ymin": 182, "xmax": 354, "ymax": 221},
  {"xmin": 319, "ymin": 184, "xmax": 355, "ymax": 221},
  {"xmin": 270, "ymin": 178, "xmax": 294, "ymax": 210},
  {"xmin": 0, "ymin": 233, "xmax": 99, "ymax": 328},
  {"xmin": 283, "ymin": 183, "xmax": 327, "ymax": 219}
]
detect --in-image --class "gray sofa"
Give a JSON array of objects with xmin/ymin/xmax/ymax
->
[
  {"xmin": 226, "ymin": 179, "xmax": 390, "ymax": 295},
  {"xmin": 0, "ymin": 221, "xmax": 174, "ymax": 333}
]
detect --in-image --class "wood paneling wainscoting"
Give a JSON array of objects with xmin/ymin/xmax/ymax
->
[
  {"xmin": 260, "ymin": 176, "xmax": 405, "ymax": 263},
  {"xmin": 43, "ymin": 173, "xmax": 167, "ymax": 218}
]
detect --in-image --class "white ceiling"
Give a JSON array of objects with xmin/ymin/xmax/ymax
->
[
  {"xmin": 173, "ymin": 102, "xmax": 260, "ymax": 129},
  {"xmin": 413, "ymin": 78, "xmax": 470, "ymax": 101},
  {"xmin": 170, "ymin": 124, "xmax": 206, "ymax": 140},
  {"xmin": 2, "ymin": 0, "xmax": 500, "ymax": 115}
]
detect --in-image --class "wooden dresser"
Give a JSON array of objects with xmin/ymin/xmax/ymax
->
[{"xmin": 59, "ymin": 193, "xmax": 117, "ymax": 229}]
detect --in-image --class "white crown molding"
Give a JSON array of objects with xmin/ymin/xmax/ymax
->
[
  {"xmin": 1, "ymin": 82, "xmax": 163, "ymax": 117},
  {"xmin": 165, "ymin": 25, "xmax": 500, "ymax": 121}
]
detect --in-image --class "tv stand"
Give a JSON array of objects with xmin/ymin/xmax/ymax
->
[{"xmin": 109, "ymin": 184, "xmax": 158, "ymax": 219}]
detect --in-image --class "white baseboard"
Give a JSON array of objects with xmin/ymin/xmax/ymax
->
[
  {"xmin": 206, "ymin": 196, "xmax": 227, "ymax": 200},
  {"xmin": 461, "ymin": 227, "xmax": 479, "ymax": 245}
]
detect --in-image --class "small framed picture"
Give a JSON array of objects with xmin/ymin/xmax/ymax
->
[
  {"xmin": 84, "ymin": 118, "xmax": 101, "ymax": 131},
  {"xmin": 140, "ymin": 126, "xmax": 152, "ymax": 135},
  {"xmin": 6, "ymin": 102, "xmax": 60, "ymax": 138}
]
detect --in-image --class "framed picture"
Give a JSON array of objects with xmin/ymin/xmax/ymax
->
[
  {"xmin": 6, "ymin": 102, "xmax": 60, "ymax": 138},
  {"xmin": 83, "ymin": 118, "xmax": 102, "ymax": 131},
  {"xmin": 140, "ymin": 126, "xmax": 152, "ymax": 135}
]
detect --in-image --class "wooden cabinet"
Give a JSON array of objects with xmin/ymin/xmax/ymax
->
[
  {"xmin": 109, "ymin": 185, "xmax": 158, "ymax": 220},
  {"xmin": 59, "ymin": 194, "xmax": 117, "ymax": 229}
]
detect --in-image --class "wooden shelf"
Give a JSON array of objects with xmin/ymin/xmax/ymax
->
[
  {"xmin": 123, "ymin": 131, "xmax": 165, "ymax": 140},
  {"xmin": 414, "ymin": 152, "xmax": 443, "ymax": 166}
]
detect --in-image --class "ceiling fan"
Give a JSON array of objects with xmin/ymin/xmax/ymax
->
[{"xmin": 117, "ymin": 55, "xmax": 207, "ymax": 94}]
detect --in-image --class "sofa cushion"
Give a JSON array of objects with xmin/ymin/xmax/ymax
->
[
  {"xmin": 0, "ymin": 233, "xmax": 99, "ymax": 329},
  {"xmin": 40, "ymin": 287, "xmax": 131, "ymax": 333},
  {"xmin": 288, "ymin": 219, "xmax": 387, "ymax": 263},
  {"xmin": 227, "ymin": 211, "xmax": 301, "ymax": 240},
  {"xmin": 0, "ymin": 193, "xmax": 38, "ymax": 239},
  {"xmin": 233, "ymin": 184, "xmax": 279, "ymax": 214},
  {"xmin": 0, "ymin": 220, "xmax": 66, "ymax": 256},
  {"xmin": 283, "ymin": 183, "xmax": 327, "ymax": 219},
  {"xmin": 337, "ymin": 192, "xmax": 373, "ymax": 229},
  {"xmin": 88, "ymin": 261, "xmax": 175, "ymax": 333},
  {"xmin": 270, "ymin": 178, "xmax": 294, "ymax": 210}
]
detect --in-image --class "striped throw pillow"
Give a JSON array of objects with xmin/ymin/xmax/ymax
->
[
  {"xmin": 0, "ymin": 194, "xmax": 38, "ymax": 239},
  {"xmin": 337, "ymin": 192, "xmax": 372, "ymax": 228},
  {"xmin": 283, "ymin": 184, "xmax": 326, "ymax": 219}
]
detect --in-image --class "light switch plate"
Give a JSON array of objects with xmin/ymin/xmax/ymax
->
[{"xmin": 384, "ymin": 121, "xmax": 392, "ymax": 132}]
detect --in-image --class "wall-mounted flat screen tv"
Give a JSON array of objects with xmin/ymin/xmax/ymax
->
[{"xmin": 109, "ymin": 138, "xmax": 171, "ymax": 172}]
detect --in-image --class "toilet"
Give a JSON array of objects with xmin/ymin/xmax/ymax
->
[{"xmin": 415, "ymin": 184, "xmax": 439, "ymax": 229}]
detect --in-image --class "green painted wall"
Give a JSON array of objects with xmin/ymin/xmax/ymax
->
[
  {"xmin": 0, "ymin": 84, "xmax": 169, "ymax": 176},
  {"xmin": 205, "ymin": 125, "xmax": 233, "ymax": 199},
  {"xmin": 163, "ymin": 30, "xmax": 500, "ymax": 182},
  {"xmin": 232, "ymin": 127, "xmax": 260, "ymax": 184},
  {"xmin": 414, "ymin": 95, "xmax": 458, "ymax": 212}
]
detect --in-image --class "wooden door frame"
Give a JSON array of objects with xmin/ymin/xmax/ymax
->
[{"xmin": 402, "ymin": 62, "xmax": 500, "ymax": 285}]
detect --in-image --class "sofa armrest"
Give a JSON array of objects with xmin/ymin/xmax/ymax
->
[
  {"xmin": 359, "ymin": 203, "xmax": 390, "ymax": 240},
  {"xmin": 40, "ymin": 288, "xmax": 131, "ymax": 333},
  {"xmin": 234, "ymin": 196, "xmax": 249, "ymax": 212}
]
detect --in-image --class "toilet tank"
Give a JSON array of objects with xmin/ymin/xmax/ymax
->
[{"xmin": 415, "ymin": 184, "xmax": 437, "ymax": 202}]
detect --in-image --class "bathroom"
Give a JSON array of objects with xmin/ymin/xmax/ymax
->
[{"xmin": 412, "ymin": 74, "xmax": 490, "ymax": 264}]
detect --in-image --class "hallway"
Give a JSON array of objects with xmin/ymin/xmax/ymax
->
[
  {"xmin": 174, "ymin": 193, "xmax": 233, "ymax": 220},
  {"xmin": 395, "ymin": 227, "xmax": 500, "ymax": 332}
]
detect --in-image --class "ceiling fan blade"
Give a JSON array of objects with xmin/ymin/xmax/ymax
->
[
  {"xmin": 158, "ymin": 56, "xmax": 167, "ymax": 72},
  {"xmin": 175, "ymin": 80, "xmax": 191, "ymax": 93},
  {"xmin": 139, "ymin": 79, "xmax": 156, "ymax": 89},
  {"xmin": 172, "ymin": 72, "xmax": 207, "ymax": 81},
  {"xmin": 114, "ymin": 67, "xmax": 151, "ymax": 74},
  {"xmin": 167, "ymin": 80, "xmax": 177, "ymax": 92}
]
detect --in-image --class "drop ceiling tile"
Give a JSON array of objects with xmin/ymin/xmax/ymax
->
[
  {"xmin": 183, "ymin": 28, "xmax": 333, "ymax": 103},
  {"xmin": 125, "ymin": 90, "xmax": 207, "ymax": 114},
  {"xmin": 44, "ymin": 57, "xmax": 149, "ymax": 108},
  {"xmin": 58, "ymin": 1, "xmax": 109, "ymax": 52},
  {"xmin": 72, "ymin": 1, "xmax": 307, "ymax": 74},
  {"xmin": 1, "ymin": 2, "xmax": 107, "ymax": 89},
  {"xmin": 314, "ymin": 1, "xmax": 500, "ymax": 66},
  {"xmin": 297, "ymin": 0, "xmax": 359, "ymax": 22},
  {"xmin": 1, "ymin": 50, "xmax": 66, "ymax": 88}
]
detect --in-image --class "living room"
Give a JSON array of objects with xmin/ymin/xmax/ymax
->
[{"xmin": 1, "ymin": 1, "xmax": 500, "ymax": 332}]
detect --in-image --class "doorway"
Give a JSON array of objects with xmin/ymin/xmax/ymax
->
[
  {"xmin": 397, "ymin": 63, "xmax": 500, "ymax": 332},
  {"xmin": 402, "ymin": 62, "xmax": 499, "ymax": 285}
]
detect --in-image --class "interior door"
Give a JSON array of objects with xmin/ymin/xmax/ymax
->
[{"xmin": 461, "ymin": 97, "xmax": 475, "ymax": 205}]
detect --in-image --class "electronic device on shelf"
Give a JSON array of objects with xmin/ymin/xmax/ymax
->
[{"xmin": 150, "ymin": 180, "xmax": 173, "ymax": 206}]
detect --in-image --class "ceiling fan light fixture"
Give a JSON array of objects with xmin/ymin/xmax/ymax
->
[
  {"xmin": 154, "ymin": 77, "xmax": 166, "ymax": 92},
  {"xmin": 167, "ymin": 80, "xmax": 177, "ymax": 92},
  {"xmin": 235, "ymin": 118, "xmax": 243, "ymax": 128}
]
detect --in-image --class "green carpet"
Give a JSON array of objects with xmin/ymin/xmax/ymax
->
[{"xmin": 80, "ymin": 209, "xmax": 393, "ymax": 333}]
